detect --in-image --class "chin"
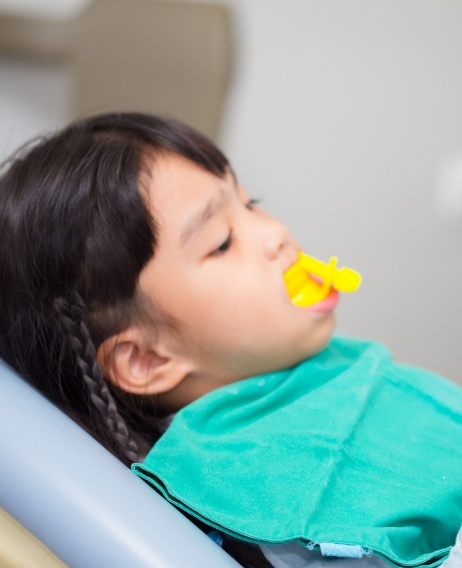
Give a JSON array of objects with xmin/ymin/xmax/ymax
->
[{"xmin": 304, "ymin": 314, "xmax": 337, "ymax": 359}]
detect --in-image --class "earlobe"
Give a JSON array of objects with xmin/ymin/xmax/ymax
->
[{"xmin": 96, "ymin": 328, "xmax": 191, "ymax": 396}]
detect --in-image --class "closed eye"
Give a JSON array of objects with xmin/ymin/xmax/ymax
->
[
  {"xmin": 210, "ymin": 199, "xmax": 260, "ymax": 257},
  {"xmin": 211, "ymin": 230, "xmax": 234, "ymax": 256},
  {"xmin": 246, "ymin": 198, "xmax": 261, "ymax": 210}
]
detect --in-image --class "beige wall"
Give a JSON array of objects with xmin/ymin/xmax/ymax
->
[{"xmin": 0, "ymin": 0, "xmax": 231, "ymax": 143}]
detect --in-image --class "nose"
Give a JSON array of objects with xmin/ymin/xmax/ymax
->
[{"xmin": 260, "ymin": 212, "xmax": 293, "ymax": 261}]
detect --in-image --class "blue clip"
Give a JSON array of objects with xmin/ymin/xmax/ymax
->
[
  {"xmin": 306, "ymin": 541, "xmax": 372, "ymax": 558},
  {"xmin": 319, "ymin": 543, "xmax": 372, "ymax": 558}
]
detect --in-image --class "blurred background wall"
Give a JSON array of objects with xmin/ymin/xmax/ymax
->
[{"xmin": 1, "ymin": 0, "xmax": 461, "ymax": 382}]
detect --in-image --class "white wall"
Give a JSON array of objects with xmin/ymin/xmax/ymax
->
[
  {"xmin": 0, "ymin": 0, "xmax": 90, "ymax": 20},
  {"xmin": 219, "ymin": 0, "xmax": 462, "ymax": 382},
  {"xmin": 1, "ymin": 0, "xmax": 461, "ymax": 381},
  {"xmin": 0, "ymin": 58, "xmax": 71, "ymax": 159}
]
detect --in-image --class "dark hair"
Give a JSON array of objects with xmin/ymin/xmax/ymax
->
[
  {"xmin": 0, "ymin": 111, "xmax": 229, "ymax": 463},
  {"xmin": 0, "ymin": 112, "xmax": 272, "ymax": 568}
]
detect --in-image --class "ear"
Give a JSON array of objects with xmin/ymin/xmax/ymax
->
[{"xmin": 96, "ymin": 326, "xmax": 192, "ymax": 396}]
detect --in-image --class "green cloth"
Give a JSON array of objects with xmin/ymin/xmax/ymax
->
[{"xmin": 132, "ymin": 337, "xmax": 462, "ymax": 567}]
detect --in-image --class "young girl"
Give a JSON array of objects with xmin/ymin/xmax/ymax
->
[{"xmin": 0, "ymin": 112, "xmax": 460, "ymax": 568}]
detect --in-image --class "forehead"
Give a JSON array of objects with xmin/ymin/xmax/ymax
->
[{"xmin": 144, "ymin": 153, "xmax": 233, "ymax": 232}]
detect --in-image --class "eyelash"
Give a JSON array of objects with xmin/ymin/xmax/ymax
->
[
  {"xmin": 246, "ymin": 198, "xmax": 261, "ymax": 210},
  {"xmin": 211, "ymin": 198, "xmax": 261, "ymax": 256},
  {"xmin": 213, "ymin": 231, "xmax": 234, "ymax": 255}
]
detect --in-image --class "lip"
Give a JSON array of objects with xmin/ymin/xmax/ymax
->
[{"xmin": 305, "ymin": 289, "xmax": 339, "ymax": 313}]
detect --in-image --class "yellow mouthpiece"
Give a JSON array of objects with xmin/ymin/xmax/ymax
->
[{"xmin": 284, "ymin": 253, "xmax": 362, "ymax": 307}]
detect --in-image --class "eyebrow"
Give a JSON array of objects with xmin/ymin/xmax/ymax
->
[{"xmin": 179, "ymin": 194, "xmax": 223, "ymax": 248}]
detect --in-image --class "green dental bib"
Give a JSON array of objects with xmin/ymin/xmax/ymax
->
[{"xmin": 132, "ymin": 337, "xmax": 462, "ymax": 567}]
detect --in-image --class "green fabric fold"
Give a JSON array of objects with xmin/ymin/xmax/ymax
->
[{"xmin": 132, "ymin": 337, "xmax": 462, "ymax": 567}]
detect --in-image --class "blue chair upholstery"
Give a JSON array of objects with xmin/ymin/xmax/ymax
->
[{"xmin": 0, "ymin": 358, "xmax": 240, "ymax": 567}]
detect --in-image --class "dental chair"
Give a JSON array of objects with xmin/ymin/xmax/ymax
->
[{"xmin": 0, "ymin": 357, "xmax": 241, "ymax": 567}]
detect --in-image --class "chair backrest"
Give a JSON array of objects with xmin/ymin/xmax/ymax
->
[{"xmin": 0, "ymin": 357, "xmax": 240, "ymax": 567}]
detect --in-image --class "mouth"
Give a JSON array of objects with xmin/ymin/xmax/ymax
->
[
  {"xmin": 305, "ymin": 288, "xmax": 339, "ymax": 313},
  {"xmin": 284, "ymin": 256, "xmax": 331, "ymax": 308}
]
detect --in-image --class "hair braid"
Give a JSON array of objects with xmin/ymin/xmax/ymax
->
[{"xmin": 54, "ymin": 294, "xmax": 140, "ymax": 464}]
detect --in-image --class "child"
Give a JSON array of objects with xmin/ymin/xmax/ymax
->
[{"xmin": 0, "ymin": 112, "xmax": 460, "ymax": 568}]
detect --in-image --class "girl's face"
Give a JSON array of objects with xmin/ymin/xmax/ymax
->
[{"xmin": 138, "ymin": 153, "xmax": 337, "ymax": 407}]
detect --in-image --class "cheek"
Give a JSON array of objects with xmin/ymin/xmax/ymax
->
[
  {"xmin": 164, "ymin": 263, "xmax": 291, "ymax": 347},
  {"xmin": 209, "ymin": 279, "xmax": 289, "ymax": 342},
  {"xmin": 179, "ymin": 288, "xmax": 258, "ymax": 353}
]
